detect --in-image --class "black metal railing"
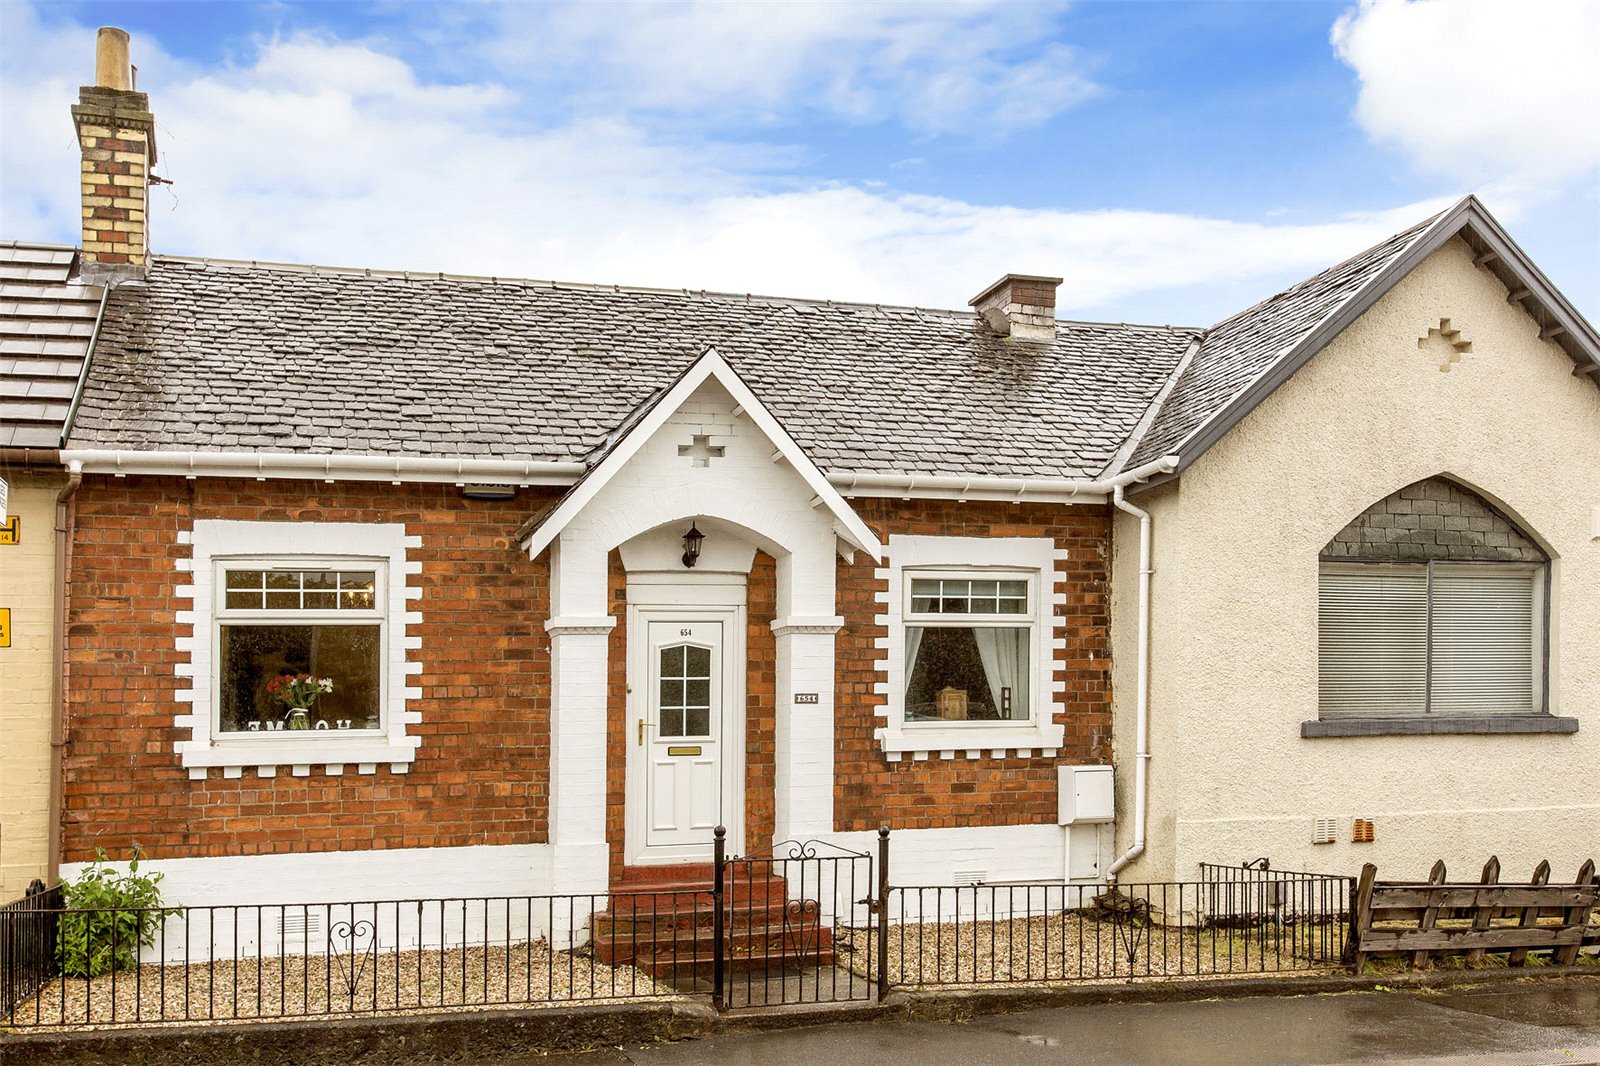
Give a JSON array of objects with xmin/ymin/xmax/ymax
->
[
  {"xmin": 2, "ymin": 880, "xmax": 63, "ymax": 1018},
  {"xmin": 1199, "ymin": 861, "xmax": 1357, "ymax": 953},
  {"xmin": 3, "ymin": 891, "xmax": 714, "ymax": 1028},
  {"xmin": 876, "ymin": 873, "xmax": 1351, "ymax": 987},
  {"xmin": 2, "ymin": 838, "xmax": 1361, "ymax": 1028}
]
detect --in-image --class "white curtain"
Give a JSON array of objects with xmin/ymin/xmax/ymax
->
[
  {"xmin": 973, "ymin": 628, "xmax": 1026, "ymax": 719},
  {"xmin": 905, "ymin": 627, "xmax": 925, "ymax": 680}
]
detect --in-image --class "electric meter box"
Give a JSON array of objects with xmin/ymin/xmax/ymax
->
[{"xmin": 1058, "ymin": 765, "xmax": 1115, "ymax": 825}]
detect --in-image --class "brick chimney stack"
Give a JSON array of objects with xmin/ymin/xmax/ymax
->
[
  {"xmin": 72, "ymin": 27, "xmax": 157, "ymax": 277},
  {"xmin": 969, "ymin": 274, "xmax": 1063, "ymax": 343}
]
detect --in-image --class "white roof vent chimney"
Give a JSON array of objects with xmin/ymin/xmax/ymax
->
[{"xmin": 969, "ymin": 274, "xmax": 1063, "ymax": 343}]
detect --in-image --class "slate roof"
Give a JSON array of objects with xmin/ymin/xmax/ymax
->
[
  {"xmin": 0, "ymin": 242, "xmax": 102, "ymax": 449},
  {"xmin": 1128, "ymin": 215, "xmax": 1438, "ymax": 466},
  {"xmin": 67, "ymin": 258, "xmax": 1196, "ymax": 480},
  {"xmin": 53, "ymin": 198, "xmax": 1600, "ymax": 481}
]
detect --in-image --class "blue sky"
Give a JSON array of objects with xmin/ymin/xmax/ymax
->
[{"xmin": 2, "ymin": 1, "xmax": 1596, "ymax": 325}]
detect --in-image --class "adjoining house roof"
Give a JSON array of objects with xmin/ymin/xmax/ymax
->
[
  {"xmin": 65, "ymin": 257, "xmax": 1195, "ymax": 481},
  {"xmin": 1128, "ymin": 196, "xmax": 1600, "ymax": 471},
  {"xmin": 0, "ymin": 242, "xmax": 103, "ymax": 450}
]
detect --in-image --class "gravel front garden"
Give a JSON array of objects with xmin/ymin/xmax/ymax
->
[
  {"xmin": 9, "ymin": 940, "xmax": 679, "ymax": 1029},
  {"xmin": 843, "ymin": 911, "xmax": 1346, "ymax": 987}
]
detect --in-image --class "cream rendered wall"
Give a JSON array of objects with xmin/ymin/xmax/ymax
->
[
  {"xmin": 1115, "ymin": 237, "xmax": 1600, "ymax": 884},
  {"xmin": 0, "ymin": 471, "xmax": 60, "ymax": 899}
]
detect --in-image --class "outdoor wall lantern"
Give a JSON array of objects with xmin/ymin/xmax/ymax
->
[{"xmin": 681, "ymin": 522, "xmax": 705, "ymax": 568}]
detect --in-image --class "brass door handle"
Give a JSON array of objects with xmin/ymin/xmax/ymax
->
[{"xmin": 637, "ymin": 718, "xmax": 645, "ymax": 746}]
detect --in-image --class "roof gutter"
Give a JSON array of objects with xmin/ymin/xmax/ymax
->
[
  {"xmin": 57, "ymin": 449, "xmax": 587, "ymax": 485},
  {"xmin": 54, "ymin": 449, "xmax": 1184, "ymax": 499},
  {"xmin": 829, "ymin": 454, "xmax": 1181, "ymax": 502}
]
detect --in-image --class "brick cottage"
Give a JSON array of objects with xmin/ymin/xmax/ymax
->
[{"xmin": 6, "ymin": 28, "xmax": 1597, "ymax": 916}]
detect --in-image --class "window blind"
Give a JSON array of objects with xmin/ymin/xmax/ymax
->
[
  {"xmin": 1318, "ymin": 563, "xmax": 1539, "ymax": 718},
  {"xmin": 1429, "ymin": 567, "xmax": 1536, "ymax": 715},
  {"xmin": 1318, "ymin": 567, "xmax": 1428, "ymax": 717}
]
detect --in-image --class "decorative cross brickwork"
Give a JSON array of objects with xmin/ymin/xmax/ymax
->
[{"xmin": 677, "ymin": 435, "xmax": 726, "ymax": 468}]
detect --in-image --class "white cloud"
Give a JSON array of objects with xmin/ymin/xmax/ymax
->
[
  {"xmin": 1, "ymin": 3, "xmax": 1448, "ymax": 325},
  {"xmin": 1332, "ymin": 0, "xmax": 1600, "ymax": 190},
  {"xmin": 462, "ymin": 1, "xmax": 1096, "ymax": 134}
]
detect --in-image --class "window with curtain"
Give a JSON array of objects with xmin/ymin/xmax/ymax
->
[
  {"xmin": 1318, "ymin": 562, "xmax": 1543, "ymax": 717},
  {"xmin": 904, "ymin": 575, "xmax": 1032, "ymax": 723}
]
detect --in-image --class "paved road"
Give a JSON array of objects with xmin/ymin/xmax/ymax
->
[{"xmin": 522, "ymin": 982, "xmax": 1600, "ymax": 1066}]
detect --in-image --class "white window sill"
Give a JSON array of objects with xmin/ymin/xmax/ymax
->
[
  {"xmin": 176, "ymin": 734, "xmax": 420, "ymax": 776},
  {"xmin": 878, "ymin": 721, "xmax": 1065, "ymax": 759}
]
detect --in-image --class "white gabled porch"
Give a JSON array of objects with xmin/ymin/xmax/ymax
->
[{"xmin": 520, "ymin": 350, "xmax": 881, "ymax": 897}]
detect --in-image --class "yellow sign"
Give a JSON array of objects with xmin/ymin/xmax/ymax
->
[
  {"xmin": 0, "ymin": 608, "xmax": 11, "ymax": 648},
  {"xmin": 0, "ymin": 516, "xmax": 17, "ymax": 545}
]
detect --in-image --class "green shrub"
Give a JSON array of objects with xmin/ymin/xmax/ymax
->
[{"xmin": 58, "ymin": 848, "xmax": 175, "ymax": 978}]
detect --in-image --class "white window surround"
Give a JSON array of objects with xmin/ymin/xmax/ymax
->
[
  {"xmin": 876, "ymin": 535, "xmax": 1066, "ymax": 759},
  {"xmin": 175, "ymin": 520, "xmax": 423, "ymax": 778}
]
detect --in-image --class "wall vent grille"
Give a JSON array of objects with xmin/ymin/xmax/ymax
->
[
  {"xmin": 279, "ymin": 910, "xmax": 325, "ymax": 950},
  {"xmin": 1312, "ymin": 817, "xmax": 1338, "ymax": 844}
]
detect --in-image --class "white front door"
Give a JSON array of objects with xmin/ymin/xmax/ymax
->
[{"xmin": 628, "ymin": 612, "xmax": 742, "ymax": 862}]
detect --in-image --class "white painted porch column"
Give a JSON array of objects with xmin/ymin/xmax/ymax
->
[
  {"xmin": 769, "ymin": 547, "xmax": 843, "ymax": 845},
  {"xmin": 542, "ymin": 536, "xmax": 612, "ymax": 898},
  {"xmin": 771, "ymin": 621, "xmax": 843, "ymax": 843}
]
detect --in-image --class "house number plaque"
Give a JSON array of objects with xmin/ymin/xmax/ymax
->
[{"xmin": 794, "ymin": 693, "xmax": 819, "ymax": 704}]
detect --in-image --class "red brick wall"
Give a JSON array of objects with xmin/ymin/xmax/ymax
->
[
  {"xmin": 60, "ymin": 476, "xmax": 556, "ymax": 862},
  {"xmin": 833, "ymin": 499, "xmax": 1113, "ymax": 832},
  {"xmin": 61, "ymin": 478, "xmax": 1110, "ymax": 865}
]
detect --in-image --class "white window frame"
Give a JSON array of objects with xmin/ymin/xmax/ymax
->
[
  {"xmin": 175, "ymin": 521, "xmax": 422, "ymax": 778},
  {"xmin": 214, "ymin": 556, "xmax": 388, "ymax": 734},
  {"xmin": 1317, "ymin": 560, "xmax": 1546, "ymax": 719},
  {"xmin": 877, "ymin": 535, "xmax": 1064, "ymax": 758}
]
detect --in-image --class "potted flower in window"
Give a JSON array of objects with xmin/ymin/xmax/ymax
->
[{"xmin": 266, "ymin": 672, "xmax": 334, "ymax": 730}]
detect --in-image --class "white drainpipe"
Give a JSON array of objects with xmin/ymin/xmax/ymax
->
[{"xmin": 1105, "ymin": 463, "xmax": 1171, "ymax": 881}]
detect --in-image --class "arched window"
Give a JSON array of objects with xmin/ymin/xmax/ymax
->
[{"xmin": 1312, "ymin": 478, "xmax": 1569, "ymax": 735}]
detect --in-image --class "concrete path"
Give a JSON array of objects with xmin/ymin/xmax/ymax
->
[{"xmin": 523, "ymin": 982, "xmax": 1600, "ymax": 1066}]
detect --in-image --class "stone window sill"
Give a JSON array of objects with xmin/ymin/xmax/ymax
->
[{"xmin": 1302, "ymin": 715, "xmax": 1578, "ymax": 738}]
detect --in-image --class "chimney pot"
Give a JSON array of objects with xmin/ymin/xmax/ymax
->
[
  {"xmin": 969, "ymin": 273, "xmax": 1063, "ymax": 343},
  {"xmin": 95, "ymin": 27, "xmax": 133, "ymax": 91}
]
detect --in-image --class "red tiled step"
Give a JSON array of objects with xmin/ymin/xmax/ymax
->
[
  {"xmin": 635, "ymin": 941, "xmax": 837, "ymax": 978},
  {"xmin": 593, "ymin": 918, "xmax": 832, "ymax": 967}
]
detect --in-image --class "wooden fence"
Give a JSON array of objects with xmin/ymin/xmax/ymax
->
[{"xmin": 1350, "ymin": 856, "xmax": 1598, "ymax": 970}]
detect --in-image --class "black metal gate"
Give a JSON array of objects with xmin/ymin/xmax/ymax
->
[
  {"xmin": 1, "ymin": 879, "xmax": 63, "ymax": 1020},
  {"xmin": 711, "ymin": 825, "xmax": 888, "ymax": 1009}
]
